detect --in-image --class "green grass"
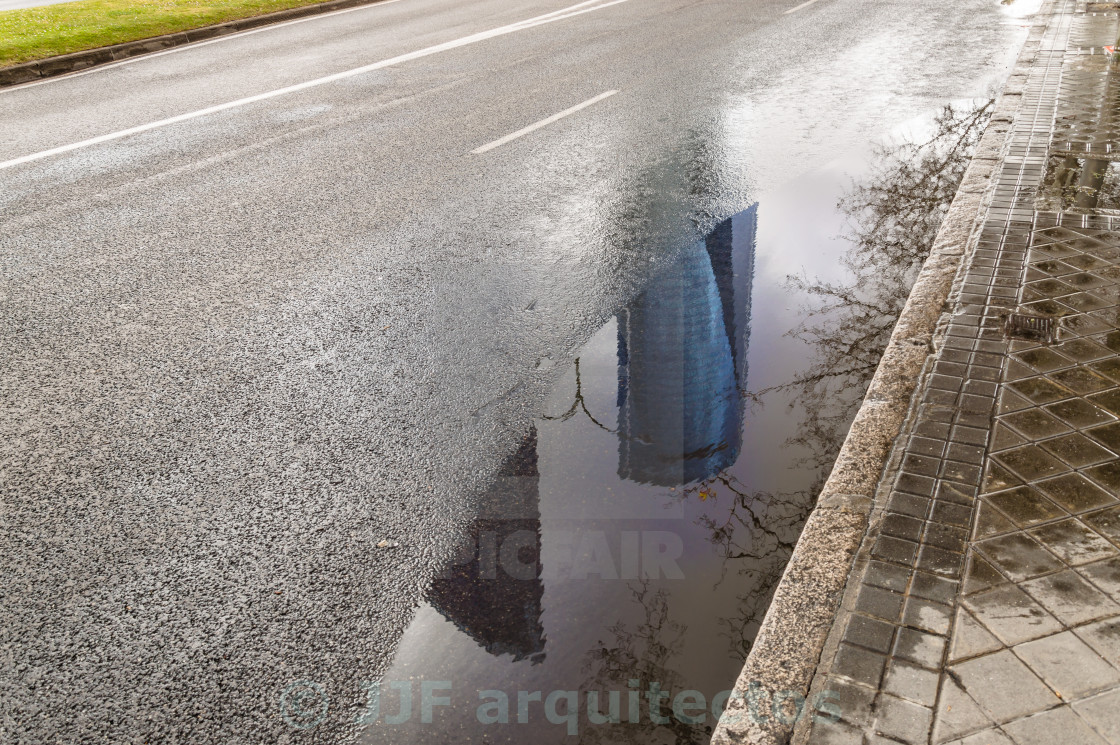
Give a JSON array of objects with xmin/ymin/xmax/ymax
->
[{"xmin": 0, "ymin": 0, "xmax": 342, "ymax": 67}]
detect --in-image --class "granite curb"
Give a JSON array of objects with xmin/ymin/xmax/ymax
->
[
  {"xmin": 0, "ymin": 0, "xmax": 392, "ymax": 87},
  {"xmin": 708, "ymin": 6, "xmax": 1050, "ymax": 744}
]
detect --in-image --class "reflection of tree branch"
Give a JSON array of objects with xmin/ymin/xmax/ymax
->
[
  {"xmin": 692, "ymin": 478, "xmax": 801, "ymax": 560},
  {"xmin": 685, "ymin": 474, "xmax": 811, "ymax": 662},
  {"xmin": 581, "ymin": 581, "xmax": 708, "ymax": 745},
  {"xmin": 697, "ymin": 99, "xmax": 995, "ymax": 662},
  {"xmin": 774, "ymin": 99, "xmax": 994, "ymax": 472},
  {"xmin": 541, "ymin": 358, "xmax": 616, "ymax": 433}
]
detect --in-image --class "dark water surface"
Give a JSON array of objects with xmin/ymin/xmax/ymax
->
[{"xmin": 358, "ymin": 102, "xmax": 992, "ymax": 745}]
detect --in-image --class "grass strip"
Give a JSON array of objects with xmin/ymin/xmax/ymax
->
[{"xmin": 0, "ymin": 0, "xmax": 341, "ymax": 67}]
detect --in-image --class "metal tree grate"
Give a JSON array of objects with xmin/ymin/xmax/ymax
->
[{"xmin": 1003, "ymin": 312, "xmax": 1056, "ymax": 343}]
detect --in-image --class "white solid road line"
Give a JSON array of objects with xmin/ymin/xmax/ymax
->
[
  {"xmin": 0, "ymin": 0, "xmax": 628, "ymax": 171},
  {"xmin": 471, "ymin": 90, "xmax": 618, "ymax": 154},
  {"xmin": 3, "ymin": 0, "xmax": 411, "ymax": 92},
  {"xmin": 784, "ymin": 0, "xmax": 825, "ymax": 14}
]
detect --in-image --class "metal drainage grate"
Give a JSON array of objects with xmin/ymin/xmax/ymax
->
[{"xmin": 1003, "ymin": 313, "xmax": 1056, "ymax": 343}]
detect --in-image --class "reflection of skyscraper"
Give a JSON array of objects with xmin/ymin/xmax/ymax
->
[
  {"xmin": 427, "ymin": 428, "xmax": 546, "ymax": 662},
  {"xmin": 617, "ymin": 205, "xmax": 757, "ymax": 486}
]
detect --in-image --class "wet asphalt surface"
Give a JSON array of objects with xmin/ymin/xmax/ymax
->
[{"xmin": 0, "ymin": 0, "xmax": 1036, "ymax": 742}]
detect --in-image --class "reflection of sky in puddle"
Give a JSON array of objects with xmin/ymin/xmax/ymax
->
[
  {"xmin": 1000, "ymin": 0, "xmax": 1044, "ymax": 22},
  {"xmin": 361, "ymin": 107, "xmax": 971, "ymax": 744}
]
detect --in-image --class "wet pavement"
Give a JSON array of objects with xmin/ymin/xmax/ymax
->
[
  {"xmin": 0, "ymin": 0, "xmax": 1039, "ymax": 742},
  {"xmin": 803, "ymin": 2, "xmax": 1120, "ymax": 744},
  {"xmin": 357, "ymin": 104, "xmax": 1001, "ymax": 744}
]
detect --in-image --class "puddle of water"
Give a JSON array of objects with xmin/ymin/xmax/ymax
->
[
  {"xmin": 1040, "ymin": 155, "xmax": 1120, "ymax": 214},
  {"xmin": 358, "ymin": 101, "xmax": 993, "ymax": 745}
]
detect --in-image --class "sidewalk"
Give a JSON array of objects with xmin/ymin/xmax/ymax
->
[{"xmin": 792, "ymin": 2, "xmax": 1120, "ymax": 743}]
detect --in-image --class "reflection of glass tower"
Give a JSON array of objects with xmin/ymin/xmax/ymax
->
[
  {"xmin": 427, "ymin": 428, "xmax": 546, "ymax": 662},
  {"xmin": 617, "ymin": 205, "xmax": 757, "ymax": 486}
]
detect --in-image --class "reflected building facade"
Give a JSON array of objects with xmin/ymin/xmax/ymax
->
[
  {"xmin": 617, "ymin": 205, "xmax": 757, "ymax": 486},
  {"xmin": 422, "ymin": 204, "xmax": 757, "ymax": 663},
  {"xmin": 426, "ymin": 428, "xmax": 546, "ymax": 663}
]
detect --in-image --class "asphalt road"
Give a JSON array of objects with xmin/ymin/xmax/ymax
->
[{"xmin": 0, "ymin": 0, "xmax": 1035, "ymax": 742}]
